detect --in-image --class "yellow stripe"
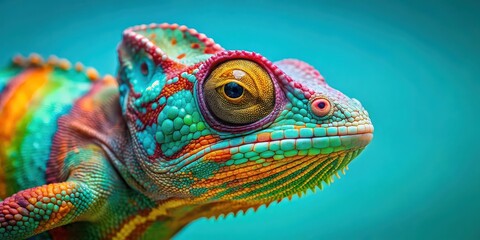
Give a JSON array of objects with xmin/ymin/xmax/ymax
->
[{"xmin": 113, "ymin": 199, "xmax": 188, "ymax": 240}]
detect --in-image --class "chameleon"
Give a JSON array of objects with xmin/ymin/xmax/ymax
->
[{"xmin": 0, "ymin": 23, "xmax": 373, "ymax": 239}]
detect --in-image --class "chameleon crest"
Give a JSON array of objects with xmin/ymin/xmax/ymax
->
[{"xmin": 0, "ymin": 23, "xmax": 373, "ymax": 239}]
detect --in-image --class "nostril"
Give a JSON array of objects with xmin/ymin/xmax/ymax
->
[{"xmin": 311, "ymin": 98, "xmax": 331, "ymax": 117}]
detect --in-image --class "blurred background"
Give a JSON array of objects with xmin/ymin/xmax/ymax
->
[{"xmin": 1, "ymin": 0, "xmax": 478, "ymax": 239}]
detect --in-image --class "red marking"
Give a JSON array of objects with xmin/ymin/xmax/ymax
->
[
  {"xmin": 177, "ymin": 53, "xmax": 186, "ymax": 59},
  {"xmin": 204, "ymin": 48, "xmax": 216, "ymax": 54},
  {"xmin": 161, "ymin": 75, "xmax": 193, "ymax": 98},
  {"xmin": 167, "ymin": 135, "xmax": 220, "ymax": 160},
  {"xmin": 171, "ymin": 38, "xmax": 177, "ymax": 45},
  {"xmin": 191, "ymin": 43, "xmax": 200, "ymax": 49}
]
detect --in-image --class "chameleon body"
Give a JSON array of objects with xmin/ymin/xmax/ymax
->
[{"xmin": 0, "ymin": 23, "xmax": 373, "ymax": 239}]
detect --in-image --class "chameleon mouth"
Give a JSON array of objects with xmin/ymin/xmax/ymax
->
[
  {"xmin": 171, "ymin": 126, "xmax": 373, "ymax": 196},
  {"xmin": 315, "ymin": 123, "xmax": 374, "ymax": 136},
  {"xmin": 158, "ymin": 124, "xmax": 374, "ymax": 173},
  {"xmin": 145, "ymin": 127, "xmax": 373, "ymax": 218},
  {"xmin": 222, "ymin": 124, "xmax": 374, "ymax": 164}
]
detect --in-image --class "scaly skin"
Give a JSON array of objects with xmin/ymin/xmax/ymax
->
[{"xmin": 0, "ymin": 23, "xmax": 373, "ymax": 239}]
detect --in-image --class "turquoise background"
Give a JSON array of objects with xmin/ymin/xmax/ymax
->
[{"xmin": 1, "ymin": 0, "xmax": 478, "ymax": 239}]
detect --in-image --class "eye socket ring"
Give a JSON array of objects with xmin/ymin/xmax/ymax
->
[{"xmin": 311, "ymin": 98, "xmax": 332, "ymax": 118}]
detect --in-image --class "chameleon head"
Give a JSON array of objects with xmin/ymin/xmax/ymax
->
[{"xmin": 117, "ymin": 24, "xmax": 373, "ymax": 214}]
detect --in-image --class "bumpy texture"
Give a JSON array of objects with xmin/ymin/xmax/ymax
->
[{"xmin": 0, "ymin": 23, "xmax": 373, "ymax": 239}]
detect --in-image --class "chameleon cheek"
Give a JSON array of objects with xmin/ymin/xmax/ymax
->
[{"xmin": 311, "ymin": 98, "xmax": 332, "ymax": 117}]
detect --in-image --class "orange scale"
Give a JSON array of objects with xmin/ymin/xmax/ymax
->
[
  {"xmin": 78, "ymin": 98, "xmax": 95, "ymax": 112},
  {"xmin": 177, "ymin": 53, "xmax": 186, "ymax": 59},
  {"xmin": 214, "ymin": 154, "xmax": 231, "ymax": 162},
  {"xmin": 58, "ymin": 60, "xmax": 71, "ymax": 71},
  {"xmin": 207, "ymin": 138, "xmax": 218, "ymax": 144},
  {"xmin": 29, "ymin": 54, "xmax": 43, "ymax": 65},
  {"xmin": 293, "ymin": 125, "xmax": 307, "ymax": 129},
  {"xmin": 86, "ymin": 67, "xmax": 99, "ymax": 80},
  {"xmin": 257, "ymin": 132, "xmax": 271, "ymax": 142},
  {"xmin": 148, "ymin": 33, "xmax": 157, "ymax": 41}
]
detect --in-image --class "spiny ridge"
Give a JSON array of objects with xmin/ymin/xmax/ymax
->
[
  {"xmin": 205, "ymin": 164, "xmax": 351, "ymax": 220},
  {"xmin": 10, "ymin": 53, "xmax": 103, "ymax": 81}
]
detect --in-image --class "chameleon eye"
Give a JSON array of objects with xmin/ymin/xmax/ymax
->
[
  {"xmin": 203, "ymin": 60, "xmax": 275, "ymax": 125},
  {"xmin": 140, "ymin": 62, "xmax": 149, "ymax": 76},
  {"xmin": 311, "ymin": 98, "xmax": 332, "ymax": 117}
]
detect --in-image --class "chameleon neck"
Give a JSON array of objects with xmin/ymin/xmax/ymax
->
[{"xmin": 109, "ymin": 134, "xmax": 269, "ymax": 238}]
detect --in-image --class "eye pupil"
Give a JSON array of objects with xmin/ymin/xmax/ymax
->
[
  {"xmin": 318, "ymin": 101, "xmax": 326, "ymax": 109},
  {"xmin": 224, "ymin": 82, "xmax": 244, "ymax": 99},
  {"xmin": 140, "ymin": 62, "xmax": 149, "ymax": 76}
]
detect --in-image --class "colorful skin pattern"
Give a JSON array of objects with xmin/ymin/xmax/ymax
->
[{"xmin": 0, "ymin": 23, "xmax": 373, "ymax": 239}]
